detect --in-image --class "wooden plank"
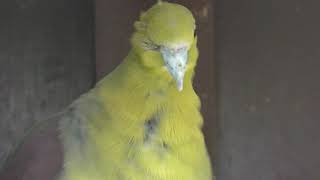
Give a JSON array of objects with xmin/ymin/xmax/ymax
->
[
  {"xmin": 215, "ymin": 0, "xmax": 320, "ymax": 179},
  {"xmin": 0, "ymin": 0, "xmax": 94, "ymax": 168},
  {"xmin": 95, "ymin": 0, "xmax": 216, "ymax": 171}
]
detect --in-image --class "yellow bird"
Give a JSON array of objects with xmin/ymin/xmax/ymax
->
[{"xmin": 0, "ymin": 1, "xmax": 212, "ymax": 180}]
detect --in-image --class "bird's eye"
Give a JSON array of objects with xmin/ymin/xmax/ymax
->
[
  {"xmin": 152, "ymin": 44, "xmax": 161, "ymax": 51},
  {"xmin": 142, "ymin": 39, "xmax": 160, "ymax": 51},
  {"xmin": 149, "ymin": 44, "xmax": 160, "ymax": 51}
]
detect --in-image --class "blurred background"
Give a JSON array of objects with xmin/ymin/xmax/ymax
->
[{"xmin": 0, "ymin": 0, "xmax": 319, "ymax": 180}]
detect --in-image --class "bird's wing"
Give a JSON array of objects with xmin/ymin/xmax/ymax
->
[{"xmin": 0, "ymin": 114, "xmax": 64, "ymax": 180}]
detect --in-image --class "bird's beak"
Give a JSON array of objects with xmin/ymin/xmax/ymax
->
[{"xmin": 160, "ymin": 46, "xmax": 188, "ymax": 91}]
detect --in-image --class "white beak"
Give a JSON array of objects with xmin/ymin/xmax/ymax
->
[{"xmin": 160, "ymin": 46, "xmax": 188, "ymax": 91}]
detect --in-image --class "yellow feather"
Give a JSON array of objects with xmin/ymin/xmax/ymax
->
[{"xmin": 59, "ymin": 2, "xmax": 212, "ymax": 180}]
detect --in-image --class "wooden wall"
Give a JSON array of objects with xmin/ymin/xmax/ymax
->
[
  {"xmin": 215, "ymin": 0, "xmax": 320, "ymax": 179},
  {"xmin": 0, "ymin": 0, "xmax": 94, "ymax": 167}
]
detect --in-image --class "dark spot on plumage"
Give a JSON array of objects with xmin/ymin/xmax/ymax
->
[
  {"xmin": 162, "ymin": 142, "xmax": 169, "ymax": 150},
  {"xmin": 194, "ymin": 27, "xmax": 198, "ymax": 37},
  {"xmin": 143, "ymin": 114, "xmax": 170, "ymax": 155},
  {"xmin": 144, "ymin": 115, "xmax": 159, "ymax": 143},
  {"xmin": 145, "ymin": 90, "xmax": 165, "ymax": 99}
]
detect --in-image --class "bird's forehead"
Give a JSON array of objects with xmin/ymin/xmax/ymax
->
[
  {"xmin": 142, "ymin": 2, "xmax": 195, "ymax": 46},
  {"xmin": 146, "ymin": 21, "xmax": 194, "ymax": 47},
  {"xmin": 143, "ymin": 2, "xmax": 195, "ymax": 22}
]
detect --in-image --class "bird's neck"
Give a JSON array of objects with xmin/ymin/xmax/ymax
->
[
  {"xmin": 93, "ymin": 50, "xmax": 199, "ymax": 123},
  {"xmin": 82, "ymin": 50, "xmax": 203, "ymax": 164}
]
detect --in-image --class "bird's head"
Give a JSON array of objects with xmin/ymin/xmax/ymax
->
[{"xmin": 131, "ymin": 1, "xmax": 197, "ymax": 92}]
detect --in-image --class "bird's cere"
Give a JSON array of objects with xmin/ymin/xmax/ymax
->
[{"xmin": 160, "ymin": 46, "xmax": 188, "ymax": 91}]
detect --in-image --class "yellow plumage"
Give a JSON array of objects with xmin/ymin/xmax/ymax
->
[{"xmin": 59, "ymin": 2, "xmax": 212, "ymax": 180}]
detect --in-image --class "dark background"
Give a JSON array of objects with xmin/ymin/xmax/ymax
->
[
  {"xmin": 215, "ymin": 0, "xmax": 320, "ymax": 179},
  {"xmin": 1, "ymin": 0, "xmax": 320, "ymax": 180},
  {"xmin": 0, "ymin": 0, "xmax": 94, "ymax": 168}
]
